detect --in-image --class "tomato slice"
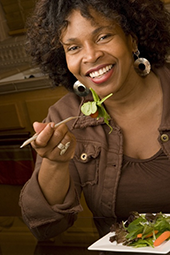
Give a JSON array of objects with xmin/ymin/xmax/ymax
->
[{"xmin": 90, "ymin": 111, "xmax": 99, "ymax": 118}]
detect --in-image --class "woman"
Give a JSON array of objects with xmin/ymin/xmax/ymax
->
[{"xmin": 20, "ymin": 0, "xmax": 170, "ymax": 250}]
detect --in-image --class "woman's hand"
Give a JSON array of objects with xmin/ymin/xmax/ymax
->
[{"xmin": 31, "ymin": 121, "xmax": 76, "ymax": 163}]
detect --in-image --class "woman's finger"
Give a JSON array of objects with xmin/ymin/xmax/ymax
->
[
  {"xmin": 32, "ymin": 122, "xmax": 55, "ymax": 147},
  {"xmin": 33, "ymin": 121, "xmax": 48, "ymax": 133}
]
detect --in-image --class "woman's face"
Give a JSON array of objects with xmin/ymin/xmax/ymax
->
[{"xmin": 61, "ymin": 9, "xmax": 137, "ymax": 99}]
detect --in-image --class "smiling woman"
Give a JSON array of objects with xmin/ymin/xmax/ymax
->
[{"xmin": 19, "ymin": 1, "xmax": 170, "ymax": 255}]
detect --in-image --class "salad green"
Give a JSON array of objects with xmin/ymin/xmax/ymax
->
[
  {"xmin": 110, "ymin": 212, "xmax": 170, "ymax": 248},
  {"xmin": 81, "ymin": 88, "xmax": 113, "ymax": 133}
]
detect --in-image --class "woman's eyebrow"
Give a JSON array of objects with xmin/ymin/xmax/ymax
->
[
  {"xmin": 91, "ymin": 24, "xmax": 116, "ymax": 35},
  {"xmin": 91, "ymin": 26, "xmax": 111, "ymax": 35},
  {"xmin": 61, "ymin": 38, "xmax": 77, "ymax": 45}
]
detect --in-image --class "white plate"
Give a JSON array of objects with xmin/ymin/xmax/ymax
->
[{"xmin": 88, "ymin": 231, "xmax": 170, "ymax": 254}]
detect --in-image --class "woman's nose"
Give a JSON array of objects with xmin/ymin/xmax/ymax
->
[{"xmin": 82, "ymin": 43, "xmax": 103, "ymax": 63}]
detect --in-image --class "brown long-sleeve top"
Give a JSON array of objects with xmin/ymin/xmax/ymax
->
[{"xmin": 20, "ymin": 65, "xmax": 170, "ymax": 241}]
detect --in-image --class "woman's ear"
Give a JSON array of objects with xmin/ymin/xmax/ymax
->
[{"xmin": 129, "ymin": 33, "xmax": 138, "ymax": 52}]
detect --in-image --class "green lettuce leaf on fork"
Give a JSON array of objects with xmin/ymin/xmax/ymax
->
[{"xmin": 81, "ymin": 88, "xmax": 113, "ymax": 133}]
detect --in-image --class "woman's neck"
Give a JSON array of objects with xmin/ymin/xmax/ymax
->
[{"xmin": 105, "ymin": 71, "xmax": 162, "ymax": 121}]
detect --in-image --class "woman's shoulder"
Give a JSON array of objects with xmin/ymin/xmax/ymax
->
[
  {"xmin": 154, "ymin": 63, "xmax": 170, "ymax": 79},
  {"xmin": 165, "ymin": 62, "xmax": 170, "ymax": 71}
]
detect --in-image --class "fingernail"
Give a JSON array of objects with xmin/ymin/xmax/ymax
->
[{"xmin": 50, "ymin": 123, "xmax": 55, "ymax": 128}]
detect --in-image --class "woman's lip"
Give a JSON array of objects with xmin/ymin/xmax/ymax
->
[{"xmin": 89, "ymin": 65, "xmax": 114, "ymax": 84}]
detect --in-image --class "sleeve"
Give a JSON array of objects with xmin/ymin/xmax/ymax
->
[
  {"xmin": 19, "ymin": 154, "xmax": 83, "ymax": 241},
  {"xmin": 19, "ymin": 95, "xmax": 84, "ymax": 240}
]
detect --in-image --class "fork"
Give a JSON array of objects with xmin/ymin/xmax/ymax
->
[{"xmin": 20, "ymin": 116, "xmax": 81, "ymax": 148}]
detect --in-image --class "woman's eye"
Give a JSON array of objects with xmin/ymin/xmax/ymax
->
[
  {"xmin": 98, "ymin": 34, "xmax": 112, "ymax": 42},
  {"xmin": 68, "ymin": 45, "xmax": 79, "ymax": 52}
]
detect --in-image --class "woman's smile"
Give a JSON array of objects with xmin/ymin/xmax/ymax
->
[
  {"xmin": 86, "ymin": 64, "xmax": 114, "ymax": 84},
  {"xmin": 88, "ymin": 64, "xmax": 113, "ymax": 79}
]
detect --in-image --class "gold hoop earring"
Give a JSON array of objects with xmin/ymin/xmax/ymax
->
[{"xmin": 134, "ymin": 50, "xmax": 151, "ymax": 76}]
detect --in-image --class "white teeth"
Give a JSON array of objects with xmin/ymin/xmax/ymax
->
[
  {"xmin": 99, "ymin": 69, "xmax": 103, "ymax": 75},
  {"xmin": 89, "ymin": 65, "xmax": 113, "ymax": 78}
]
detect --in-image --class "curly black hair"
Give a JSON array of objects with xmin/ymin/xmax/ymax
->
[{"xmin": 26, "ymin": 0, "xmax": 170, "ymax": 91}]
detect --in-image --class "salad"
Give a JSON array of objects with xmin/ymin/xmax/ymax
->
[
  {"xmin": 110, "ymin": 212, "xmax": 170, "ymax": 248},
  {"xmin": 81, "ymin": 88, "xmax": 113, "ymax": 133}
]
